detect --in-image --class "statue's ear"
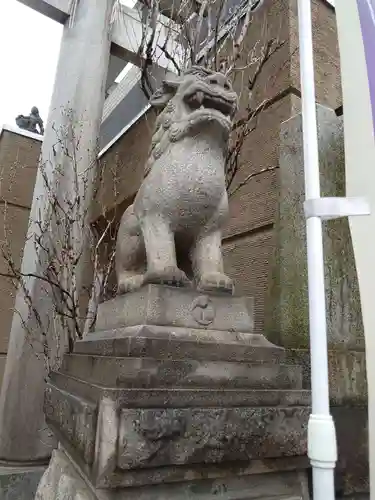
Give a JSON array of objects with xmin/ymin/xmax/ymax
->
[{"xmin": 150, "ymin": 73, "xmax": 180, "ymax": 109}]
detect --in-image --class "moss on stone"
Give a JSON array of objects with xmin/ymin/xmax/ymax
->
[
  {"xmin": 265, "ymin": 105, "xmax": 364, "ymax": 351},
  {"xmin": 0, "ymin": 470, "xmax": 43, "ymax": 500}
]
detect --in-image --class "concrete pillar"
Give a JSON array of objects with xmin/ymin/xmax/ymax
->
[{"xmin": 0, "ymin": 0, "xmax": 114, "ymax": 463}]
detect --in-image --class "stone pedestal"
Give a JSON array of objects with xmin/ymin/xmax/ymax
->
[{"xmin": 36, "ymin": 286, "xmax": 311, "ymax": 499}]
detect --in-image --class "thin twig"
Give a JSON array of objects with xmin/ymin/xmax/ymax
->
[{"xmin": 229, "ymin": 165, "xmax": 277, "ymax": 197}]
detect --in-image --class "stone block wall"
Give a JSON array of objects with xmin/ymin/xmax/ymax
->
[
  {"xmin": 0, "ymin": 127, "xmax": 40, "ymax": 386},
  {"xmin": 265, "ymin": 105, "xmax": 368, "ymax": 496},
  {"xmin": 266, "ymin": 106, "xmax": 363, "ymax": 350}
]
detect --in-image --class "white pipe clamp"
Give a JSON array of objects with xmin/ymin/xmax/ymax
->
[{"xmin": 304, "ymin": 197, "xmax": 370, "ymax": 220}]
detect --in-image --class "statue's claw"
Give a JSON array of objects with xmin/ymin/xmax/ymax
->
[
  {"xmin": 144, "ymin": 267, "xmax": 191, "ymax": 288},
  {"xmin": 197, "ymin": 272, "xmax": 234, "ymax": 295},
  {"xmin": 117, "ymin": 274, "xmax": 144, "ymax": 294}
]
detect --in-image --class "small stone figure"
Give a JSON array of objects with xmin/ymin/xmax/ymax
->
[
  {"xmin": 116, "ymin": 66, "xmax": 238, "ymax": 295},
  {"xmin": 15, "ymin": 106, "xmax": 44, "ymax": 135}
]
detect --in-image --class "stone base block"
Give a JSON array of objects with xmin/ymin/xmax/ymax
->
[
  {"xmin": 45, "ymin": 375, "xmax": 310, "ymax": 490},
  {"xmin": 36, "ymin": 448, "xmax": 310, "ymax": 499},
  {"xmin": 95, "ymin": 284, "xmax": 254, "ymax": 337}
]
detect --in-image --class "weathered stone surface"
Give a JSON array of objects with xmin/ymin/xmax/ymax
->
[
  {"xmin": 95, "ymin": 284, "xmax": 254, "ymax": 334},
  {"xmin": 285, "ymin": 349, "xmax": 367, "ymax": 406},
  {"xmin": 50, "ymin": 372, "xmax": 311, "ymax": 408},
  {"xmin": 60, "ymin": 353, "xmax": 302, "ymax": 390},
  {"xmin": 75, "ymin": 327, "xmax": 285, "ymax": 362},
  {"xmin": 44, "ymin": 386, "xmax": 97, "ymax": 466},
  {"xmin": 266, "ymin": 105, "xmax": 364, "ymax": 350},
  {"xmin": 36, "ymin": 447, "xmax": 309, "ymax": 499},
  {"xmin": 104, "ymin": 469, "xmax": 309, "ymax": 499},
  {"xmin": 44, "ymin": 380, "xmax": 310, "ymax": 489},
  {"xmin": 0, "ymin": 468, "xmax": 44, "ymax": 500},
  {"xmin": 35, "ymin": 448, "xmax": 95, "ymax": 500},
  {"xmin": 116, "ymin": 407, "xmax": 308, "ymax": 470},
  {"xmin": 116, "ymin": 68, "xmax": 238, "ymax": 295}
]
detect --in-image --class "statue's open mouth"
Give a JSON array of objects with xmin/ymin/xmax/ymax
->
[
  {"xmin": 185, "ymin": 91, "xmax": 235, "ymax": 117},
  {"xmin": 183, "ymin": 81, "xmax": 237, "ymax": 124}
]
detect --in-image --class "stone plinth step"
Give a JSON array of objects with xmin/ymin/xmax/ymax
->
[
  {"xmin": 75, "ymin": 325, "xmax": 286, "ymax": 363},
  {"xmin": 60, "ymin": 353, "xmax": 302, "ymax": 390},
  {"xmin": 37, "ymin": 447, "xmax": 310, "ymax": 499},
  {"xmin": 50, "ymin": 371, "xmax": 311, "ymax": 408}
]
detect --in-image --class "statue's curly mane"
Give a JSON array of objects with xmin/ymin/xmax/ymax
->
[
  {"xmin": 144, "ymin": 66, "xmax": 236, "ymax": 179},
  {"xmin": 144, "ymin": 104, "xmax": 175, "ymax": 178}
]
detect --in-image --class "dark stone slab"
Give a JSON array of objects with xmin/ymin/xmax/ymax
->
[
  {"xmin": 333, "ymin": 406, "xmax": 369, "ymax": 497},
  {"xmin": 103, "ymin": 468, "xmax": 309, "ymax": 499},
  {"xmin": 104, "ymin": 467, "xmax": 309, "ymax": 499},
  {"xmin": 0, "ymin": 469, "xmax": 44, "ymax": 500}
]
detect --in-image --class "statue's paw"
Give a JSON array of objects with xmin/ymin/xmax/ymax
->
[
  {"xmin": 197, "ymin": 272, "xmax": 234, "ymax": 295},
  {"xmin": 144, "ymin": 267, "xmax": 191, "ymax": 287},
  {"xmin": 117, "ymin": 274, "xmax": 144, "ymax": 294}
]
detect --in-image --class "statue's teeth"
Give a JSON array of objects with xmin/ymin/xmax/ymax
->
[{"xmin": 196, "ymin": 91, "xmax": 204, "ymax": 104}]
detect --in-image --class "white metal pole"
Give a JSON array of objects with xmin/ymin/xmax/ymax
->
[{"xmin": 297, "ymin": 1, "xmax": 337, "ymax": 499}]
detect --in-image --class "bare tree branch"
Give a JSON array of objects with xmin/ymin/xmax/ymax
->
[
  {"xmin": 228, "ymin": 165, "xmax": 277, "ymax": 197},
  {"xmin": 0, "ymin": 109, "xmax": 118, "ymax": 371}
]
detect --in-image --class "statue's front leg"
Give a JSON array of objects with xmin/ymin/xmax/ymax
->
[
  {"xmin": 192, "ymin": 230, "xmax": 234, "ymax": 294},
  {"xmin": 141, "ymin": 215, "xmax": 190, "ymax": 287},
  {"xmin": 116, "ymin": 205, "xmax": 146, "ymax": 294}
]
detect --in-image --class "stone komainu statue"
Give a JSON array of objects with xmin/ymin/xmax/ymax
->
[
  {"xmin": 15, "ymin": 106, "xmax": 44, "ymax": 135},
  {"xmin": 116, "ymin": 66, "xmax": 238, "ymax": 295}
]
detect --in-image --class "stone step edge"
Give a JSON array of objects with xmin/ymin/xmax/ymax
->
[
  {"xmin": 73, "ymin": 338, "xmax": 286, "ymax": 363},
  {"xmin": 49, "ymin": 372, "xmax": 311, "ymax": 407},
  {"xmin": 60, "ymin": 356, "xmax": 303, "ymax": 381},
  {"xmin": 79, "ymin": 325, "xmax": 280, "ymax": 351},
  {"xmin": 59, "ymin": 357, "xmax": 303, "ymax": 390},
  {"xmin": 63, "ymin": 353, "xmax": 297, "ymax": 368}
]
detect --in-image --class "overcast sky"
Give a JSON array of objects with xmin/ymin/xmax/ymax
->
[{"xmin": 0, "ymin": 0, "xmax": 63, "ymax": 126}]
